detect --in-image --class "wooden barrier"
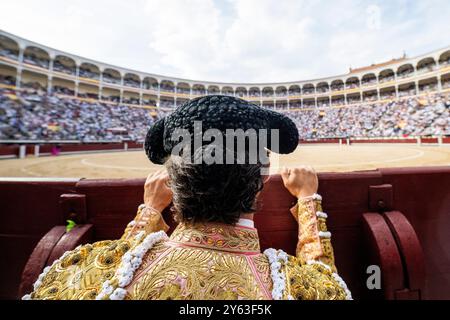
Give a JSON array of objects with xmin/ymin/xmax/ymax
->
[
  {"xmin": 1, "ymin": 137, "xmax": 448, "ymax": 158},
  {"xmin": 378, "ymin": 167, "xmax": 450, "ymax": 299},
  {"xmin": 0, "ymin": 142, "xmax": 144, "ymax": 158},
  {"xmin": 362, "ymin": 213, "xmax": 405, "ymax": 300},
  {"xmin": 420, "ymin": 138, "xmax": 439, "ymax": 144},
  {"xmin": 351, "ymin": 139, "xmax": 417, "ymax": 144},
  {"xmin": 18, "ymin": 226, "xmax": 67, "ymax": 297},
  {"xmin": 383, "ymin": 211, "xmax": 425, "ymax": 299},
  {"xmin": 0, "ymin": 167, "xmax": 449, "ymax": 300},
  {"xmin": 299, "ymin": 139, "xmax": 341, "ymax": 144},
  {"xmin": 0, "ymin": 178, "xmax": 79, "ymax": 300},
  {"xmin": 0, "ymin": 145, "xmax": 19, "ymax": 157}
]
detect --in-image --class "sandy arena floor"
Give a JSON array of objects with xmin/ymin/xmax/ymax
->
[{"xmin": 0, "ymin": 144, "xmax": 449, "ymax": 179}]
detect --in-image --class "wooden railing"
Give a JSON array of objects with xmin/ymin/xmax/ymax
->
[{"xmin": 1, "ymin": 166, "xmax": 449, "ymax": 299}]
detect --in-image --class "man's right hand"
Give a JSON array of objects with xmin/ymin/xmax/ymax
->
[{"xmin": 280, "ymin": 166, "xmax": 319, "ymax": 199}]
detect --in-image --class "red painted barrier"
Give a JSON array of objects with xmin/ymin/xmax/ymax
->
[
  {"xmin": 379, "ymin": 167, "xmax": 450, "ymax": 299},
  {"xmin": 420, "ymin": 138, "xmax": 439, "ymax": 144},
  {"xmin": 127, "ymin": 142, "xmax": 144, "ymax": 149},
  {"xmin": 300, "ymin": 139, "xmax": 340, "ymax": 144},
  {"xmin": 383, "ymin": 211, "xmax": 425, "ymax": 299},
  {"xmin": 351, "ymin": 139, "xmax": 417, "ymax": 144},
  {"xmin": 0, "ymin": 145, "xmax": 19, "ymax": 157},
  {"xmin": 58, "ymin": 143, "xmax": 123, "ymax": 153},
  {"xmin": 18, "ymin": 226, "xmax": 67, "ymax": 297},
  {"xmin": 362, "ymin": 213, "xmax": 404, "ymax": 300},
  {"xmin": 25, "ymin": 145, "xmax": 34, "ymax": 155},
  {"xmin": 0, "ymin": 178, "xmax": 79, "ymax": 300},
  {"xmin": 1, "ymin": 138, "xmax": 448, "ymax": 158},
  {"xmin": 0, "ymin": 143, "xmax": 124, "ymax": 157}
]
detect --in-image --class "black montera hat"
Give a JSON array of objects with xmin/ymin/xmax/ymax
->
[{"xmin": 145, "ymin": 95, "xmax": 299, "ymax": 164}]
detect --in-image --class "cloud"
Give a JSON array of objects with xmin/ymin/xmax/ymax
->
[
  {"xmin": 143, "ymin": 0, "xmax": 223, "ymax": 79},
  {"xmin": 0, "ymin": 0, "xmax": 449, "ymax": 83}
]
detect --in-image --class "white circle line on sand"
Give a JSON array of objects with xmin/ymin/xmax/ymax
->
[
  {"xmin": 79, "ymin": 148, "xmax": 426, "ymax": 171},
  {"xmin": 5, "ymin": 145, "xmax": 444, "ymax": 178},
  {"xmin": 80, "ymin": 158, "xmax": 151, "ymax": 171},
  {"xmin": 19, "ymin": 154, "xmax": 89, "ymax": 177},
  {"xmin": 299, "ymin": 148, "xmax": 426, "ymax": 168},
  {"xmin": 20, "ymin": 165, "xmax": 43, "ymax": 177}
]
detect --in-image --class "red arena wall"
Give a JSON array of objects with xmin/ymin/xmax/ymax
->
[
  {"xmin": 1, "ymin": 137, "xmax": 449, "ymax": 159},
  {"xmin": 0, "ymin": 142, "xmax": 144, "ymax": 158}
]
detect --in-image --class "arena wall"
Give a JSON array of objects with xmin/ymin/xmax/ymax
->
[
  {"xmin": 1, "ymin": 136, "xmax": 449, "ymax": 159},
  {"xmin": 0, "ymin": 141, "xmax": 144, "ymax": 159}
]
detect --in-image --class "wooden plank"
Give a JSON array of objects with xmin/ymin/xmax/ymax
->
[
  {"xmin": 47, "ymin": 224, "xmax": 94, "ymax": 265},
  {"xmin": 18, "ymin": 226, "xmax": 66, "ymax": 298},
  {"xmin": 362, "ymin": 213, "xmax": 404, "ymax": 300},
  {"xmin": 383, "ymin": 211, "xmax": 425, "ymax": 298}
]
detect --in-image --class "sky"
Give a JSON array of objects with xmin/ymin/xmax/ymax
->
[{"xmin": 1, "ymin": 0, "xmax": 449, "ymax": 83}]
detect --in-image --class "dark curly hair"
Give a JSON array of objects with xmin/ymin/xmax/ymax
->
[{"xmin": 166, "ymin": 155, "xmax": 264, "ymax": 225}]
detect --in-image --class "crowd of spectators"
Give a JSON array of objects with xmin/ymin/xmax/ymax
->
[
  {"xmin": 379, "ymin": 75, "xmax": 395, "ymax": 83},
  {"xmin": 192, "ymin": 89, "xmax": 206, "ymax": 95},
  {"xmin": 346, "ymin": 82, "xmax": 360, "ymax": 89},
  {"xmin": 289, "ymin": 88, "xmax": 301, "ymax": 96},
  {"xmin": 362, "ymin": 78, "xmax": 377, "ymax": 86},
  {"xmin": 53, "ymin": 86, "xmax": 75, "ymax": 96},
  {"xmin": 0, "ymin": 88, "xmax": 157, "ymax": 142},
  {"xmin": 331, "ymin": 84, "xmax": 345, "ymax": 91},
  {"xmin": 441, "ymin": 57, "xmax": 450, "ymax": 66},
  {"xmin": 102, "ymin": 74, "xmax": 121, "ymax": 85},
  {"xmin": 316, "ymin": 87, "xmax": 329, "ymax": 93},
  {"xmin": 23, "ymin": 54, "xmax": 49, "ymax": 69},
  {"xmin": 177, "ymin": 87, "xmax": 191, "ymax": 94},
  {"xmin": 79, "ymin": 68, "xmax": 100, "ymax": 80},
  {"xmin": 53, "ymin": 61, "xmax": 75, "ymax": 75},
  {"xmin": 142, "ymin": 98, "xmax": 157, "ymax": 105},
  {"xmin": 0, "ymin": 88, "xmax": 448, "ymax": 142},
  {"xmin": 398, "ymin": 88, "xmax": 417, "ymax": 97},
  {"xmin": 122, "ymin": 97, "xmax": 140, "ymax": 105},
  {"xmin": 0, "ymin": 48, "xmax": 18, "ymax": 60},
  {"xmin": 143, "ymin": 82, "xmax": 159, "ymax": 90},
  {"xmin": 160, "ymin": 84, "xmax": 175, "ymax": 92},
  {"xmin": 287, "ymin": 93, "xmax": 449, "ymax": 139},
  {"xmin": 397, "ymin": 69, "xmax": 414, "ymax": 79},
  {"xmin": 159, "ymin": 99, "xmax": 175, "ymax": 108},
  {"xmin": 124, "ymin": 78, "xmax": 140, "ymax": 88},
  {"xmin": 0, "ymin": 75, "xmax": 15, "ymax": 86}
]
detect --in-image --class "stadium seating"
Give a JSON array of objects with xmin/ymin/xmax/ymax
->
[
  {"xmin": 1, "ymin": 88, "xmax": 448, "ymax": 143},
  {"xmin": 0, "ymin": 88, "xmax": 156, "ymax": 142}
]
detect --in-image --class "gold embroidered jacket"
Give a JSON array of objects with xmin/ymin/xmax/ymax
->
[{"xmin": 25, "ymin": 196, "xmax": 351, "ymax": 300}]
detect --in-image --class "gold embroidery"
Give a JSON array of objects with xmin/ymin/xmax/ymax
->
[
  {"xmin": 122, "ymin": 205, "xmax": 169, "ymax": 240},
  {"xmin": 286, "ymin": 259, "xmax": 346, "ymax": 300},
  {"xmin": 129, "ymin": 246, "xmax": 267, "ymax": 300},
  {"xmin": 31, "ymin": 238, "xmax": 133, "ymax": 300},
  {"xmin": 295, "ymin": 198, "xmax": 337, "ymax": 271},
  {"xmin": 170, "ymin": 222, "xmax": 260, "ymax": 253},
  {"xmin": 29, "ymin": 216, "xmax": 347, "ymax": 300}
]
